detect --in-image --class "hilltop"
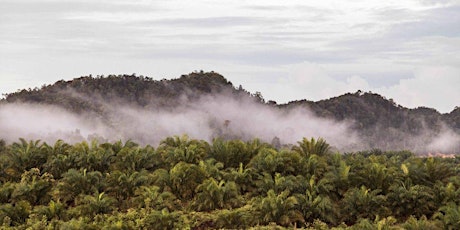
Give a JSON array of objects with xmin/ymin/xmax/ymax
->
[{"xmin": 1, "ymin": 71, "xmax": 459, "ymax": 153}]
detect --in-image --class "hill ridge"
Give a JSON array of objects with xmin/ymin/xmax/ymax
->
[{"xmin": 1, "ymin": 72, "xmax": 459, "ymax": 153}]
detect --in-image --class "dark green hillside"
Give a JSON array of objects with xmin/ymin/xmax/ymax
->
[
  {"xmin": 445, "ymin": 107, "xmax": 460, "ymax": 130},
  {"xmin": 2, "ymin": 71, "xmax": 459, "ymax": 152},
  {"xmin": 283, "ymin": 92, "xmax": 459, "ymax": 152},
  {"xmin": 283, "ymin": 92, "xmax": 452, "ymax": 134},
  {"xmin": 3, "ymin": 71, "xmax": 241, "ymax": 113}
]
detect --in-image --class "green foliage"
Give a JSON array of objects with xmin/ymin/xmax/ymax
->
[
  {"xmin": 169, "ymin": 162, "xmax": 206, "ymax": 200},
  {"xmin": 0, "ymin": 200, "xmax": 31, "ymax": 226},
  {"xmin": 340, "ymin": 186, "xmax": 388, "ymax": 225},
  {"xmin": 192, "ymin": 178, "xmax": 241, "ymax": 211},
  {"xmin": 293, "ymin": 137, "xmax": 332, "ymax": 157},
  {"xmin": 434, "ymin": 202, "xmax": 460, "ymax": 229},
  {"xmin": 139, "ymin": 209, "xmax": 185, "ymax": 229},
  {"xmin": 0, "ymin": 137, "xmax": 458, "ymax": 228},
  {"xmin": 252, "ymin": 189, "xmax": 304, "ymax": 227},
  {"xmin": 3, "ymin": 73, "xmax": 459, "ymax": 154},
  {"xmin": 11, "ymin": 168, "xmax": 54, "ymax": 205},
  {"xmin": 54, "ymin": 168, "xmax": 104, "ymax": 205}
]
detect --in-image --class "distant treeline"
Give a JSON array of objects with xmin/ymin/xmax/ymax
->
[
  {"xmin": 2, "ymin": 72, "xmax": 459, "ymax": 153},
  {"xmin": 0, "ymin": 136, "xmax": 460, "ymax": 229}
]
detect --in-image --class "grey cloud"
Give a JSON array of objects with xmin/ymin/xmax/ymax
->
[
  {"xmin": 328, "ymin": 5, "xmax": 460, "ymax": 64},
  {"xmin": 129, "ymin": 44, "xmax": 354, "ymax": 66},
  {"xmin": 241, "ymin": 31, "xmax": 341, "ymax": 44},
  {"xmin": 417, "ymin": 0, "xmax": 456, "ymax": 6},
  {"xmin": 0, "ymin": 1, "xmax": 161, "ymax": 15},
  {"xmin": 241, "ymin": 5, "xmax": 287, "ymax": 11},
  {"xmin": 372, "ymin": 7, "xmax": 414, "ymax": 21},
  {"xmin": 387, "ymin": 5, "xmax": 460, "ymax": 38},
  {"xmin": 138, "ymin": 16, "xmax": 289, "ymax": 28}
]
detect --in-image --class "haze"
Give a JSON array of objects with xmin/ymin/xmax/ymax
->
[{"xmin": 0, "ymin": 90, "xmax": 459, "ymax": 153}]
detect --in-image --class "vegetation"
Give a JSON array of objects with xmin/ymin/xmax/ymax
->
[
  {"xmin": 0, "ymin": 136, "xmax": 459, "ymax": 229},
  {"xmin": 2, "ymin": 72, "xmax": 459, "ymax": 153}
]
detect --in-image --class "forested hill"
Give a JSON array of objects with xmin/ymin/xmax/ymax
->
[
  {"xmin": 3, "ymin": 71, "xmax": 459, "ymax": 130},
  {"xmin": 1, "ymin": 71, "xmax": 459, "ymax": 152},
  {"xmin": 2, "ymin": 71, "xmax": 239, "ymax": 113}
]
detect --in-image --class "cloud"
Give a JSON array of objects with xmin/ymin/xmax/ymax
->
[
  {"xmin": 380, "ymin": 66, "xmax": 460, "ymax": 113},
  {"xmin": 255, "ymin": 62, "xmax": 370, "ymax": 103},
  {"xmin": 1, "ymin": 0, "xmax": 459, "ymax": 114},
  {"xmin": 142, "ymin": 16, "xmax": 284, "ymax": 28},
  {"xmin": 386, "ymin": 5, "xmax": 460, "ymax": 39},
  {"xmin": 254, "ymin": 62, "xmax": 459, "ymax": 113}
]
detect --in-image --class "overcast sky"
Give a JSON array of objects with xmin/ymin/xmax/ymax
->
[{"xmin": 1, "ymin": 0, "xmax": 459, "ymax": 113}]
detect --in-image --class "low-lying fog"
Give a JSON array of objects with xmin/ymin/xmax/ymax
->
[{"xmin": 0, "ymin": 92, "xmax": 459, "ymax": 154}]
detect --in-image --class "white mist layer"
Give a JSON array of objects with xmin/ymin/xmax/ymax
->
[
  {"xmin": 104, "ymin": 94, "xmax": 359, "ymax": 149},
  {"xmin": 427, "ymin": 126, "xmax": 460, "ymax": 153},
  {"xmin": 0, "ymin": 94, "xmax": 359, "ymax": 151},
  {"xmin": 0, "ymin": 94, "xmax": 459, "ymax": 153},
  {"xmin": 0, "ymin": 103, "xmax": 109, "ymax": 143}
]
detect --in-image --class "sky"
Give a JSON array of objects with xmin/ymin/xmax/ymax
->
[{"xmin": 1, "ymin": 0, "xmax": 459, "ymax": 113}]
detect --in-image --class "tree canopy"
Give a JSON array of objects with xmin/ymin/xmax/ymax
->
[{"xmin": 0, "ymin": 136, "xmax": 459, "ymax": 229}]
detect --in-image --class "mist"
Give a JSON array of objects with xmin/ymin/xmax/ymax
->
[
  {"xmin": 0, "ymin": 91, "xmax": 359, "ymax": 150},
  {"xmin": 0, "ymin": 91, "xmax": 459, "ymax": 154}
]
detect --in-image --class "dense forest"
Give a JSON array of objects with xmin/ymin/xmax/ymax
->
[
  {"xmin": 0, "ymin": 136, "xmax": 460, "ymax": 229},
  {"xmin": 1, "ymin": 72, "xmax": 459, "ymax": 153},
  {"xmin": 0, "ymin": 72, "xmax": 459, "ymax": 228}
]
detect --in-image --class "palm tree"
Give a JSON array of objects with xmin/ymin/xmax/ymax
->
[
  {"xmin": 192, "ymin": 178, "xmax": 241, "ymax": 211},
  {"xmin": 6, "ymin": 139, "xmax": 49, "ymax": 180},
  {"xmin": 435, "ymin": 181, "xmax": 460, "ymax": 205},
  {"xmin": 353, "ymin": 161, "xmax": 395, "ymax": 194},
  {"xmin": 323, "ymin": 154, "xmax": 350, "ymax": 200},
  {"xmin": 34, "ymin": 200, "xmax": 66, "ymax": 221},
  {"xmin": 387, "ymin": 179, "xmax": 436, "ymax": 219},
  {"xmin": 295, "ymin": 176, "xmax": 336, "ymax": 224},
  {"xmin": 223, "ymin": 163, "xmax": 256, "ymax": 194},
  {"xmin": 210, "ymin": 138, "xmax": 265, "ymax": 169},
  {"xmin": 49, "ymin": 140, "xmax": 71, "ymax": 156},
  {"xmin": 198, "ymin": 158, "xmax": 224, "ymax": 180},
  {"xmin": 0, "ymin": 182, "xmax": 14, "ymax": 204},
  {"xmin": 169, "ymin": 162, "xmax": 206, "ymax": 200},
  {"xmin": 349, "ymin": 216, "xmax": 399, "ymax": 230},
  {"xmin": 340, "ymin": 186, "xmax": 388, "ymax": 225},
  {"xmin": 0, "ymin": 200, "xmax": 31, "ymax": 226},
  {"xmin": 11, "ymin": 168, "xmax": 54, "ymax": 206},
  {"xmin": 54, "ymin": 168, "xmax": 104, "ymax": 205},
  {"xmin": 151, "ymin": 168, "xmax": 172, "ymax": 192},
  {"xmin": 157, "ymin": 135, "xmax": 210, "ymax": 167},
  {"xmin": 70, "ymin": 140, "xmax": 115, "ymax": 173},
  {"xmin": 300, "ymin": 154, "xmax": 328, "ymax": 178},
  {"xmin": 404, "ymin": 157, "xmax": 454, "ymax": 187},
  {"xmin": 252, "ymin": 189, "xmax": 304, "ymax": 227},
  {"xmin": 254, "ymin": 173, "xmax": 306, "ymax": 196},
  {"xmin": 292, "ymin": 137, "xmax": 331, "ymax": 158},
  {"xmin": 111, "ymin": 144, "xmax": 160, "ymax": 172},
  {"xmin": 423, "ymin": 157, "xmax": 454, "ymax": 185},
  {"xmin": 75, "ymin": 191, "xmax": 116, "ymax": 216},
  {"xmin": 43, "ymin": 140, "xmax": 75, "ymax": 179},
  {"xmin": 215, "ymin": 205, "xmax": 254, "ymax": 229},
  {"xmin": 105, "ymin": 170, "xmax": 150, "ymax": 208},
  {"xmin": 248, "ymin": 148, "xmax": 303, "ymax": 176},
  {"xmin": 139, "ymin": 209, "xmax": 185, "ymax": 230},
  {"xmin": 433, "ymin": 202, "xmax": 460, "ymax": 229},
  {"xmin": 133, "ymin": 185, "xmax": 179, "ymax": 211},
  {"xmin": 402, "ymin": 216, "xmax": 440, "ymax": 230}
]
